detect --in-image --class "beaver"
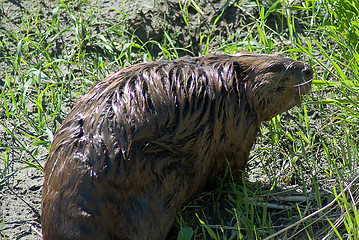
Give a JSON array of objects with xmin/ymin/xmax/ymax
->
[{"xmin": 41, "ymin": 53, "xmax": 313, "ymax": 239}]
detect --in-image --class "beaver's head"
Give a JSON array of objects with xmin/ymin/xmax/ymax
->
[{"xmin": 236, "ymin": 52, "xmax": 313, "ymax": 122}]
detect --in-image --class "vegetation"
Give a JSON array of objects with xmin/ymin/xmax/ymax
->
[{"xmin": 0, "ymin": 0, "xmax": 358, "ymax": 239}]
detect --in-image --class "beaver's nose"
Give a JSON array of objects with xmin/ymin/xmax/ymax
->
[{"xmin": 302, "ymin": 64, "xmax": 313, "ymax": 81}]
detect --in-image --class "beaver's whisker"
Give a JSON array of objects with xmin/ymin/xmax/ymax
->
[
  {"xmin": 294, "ymin": 79, "xmax": 313, "ymax": 87},
  {"xmin": 297, "ymin": 86, "xmax": 302, "ymax": 100},
  {"xmin": 285, "ymin": 61, "xmax": 297, "ymax": 70}
]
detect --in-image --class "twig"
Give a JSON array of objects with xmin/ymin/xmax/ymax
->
[
  {"xmin": 322, "ymin": 181, "xmax": 359, "ymax": 240},
  {"xmin": 263, "ymin": 173, "xmax": 359, "ymax": 240},
  {"xmin": 29, "ymin": 223, "xmax": 43, "ymax": 238}
]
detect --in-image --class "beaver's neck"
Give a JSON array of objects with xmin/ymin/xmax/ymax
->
[{"xmin": 181, "ymin": 91, "xmax": 259, "ymax": 197}]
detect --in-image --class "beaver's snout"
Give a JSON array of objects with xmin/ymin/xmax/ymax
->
[
  {"xmin": 298, "ymin": 62, "xmax": 313, "ymax": 94},
  {"xmin": 302, "ymin": 63, "xmax": 314, "ymax": 81},
  {"xmin": 287, "ymin": 61, "xmax": 313, "ymax": 95}
]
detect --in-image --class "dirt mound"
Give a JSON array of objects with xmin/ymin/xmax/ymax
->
[{"xmin": 122, "ymin": 0, "xmax": 249, "ymax": 55}]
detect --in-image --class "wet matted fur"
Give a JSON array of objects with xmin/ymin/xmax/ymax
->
[{"xmin": 41, "ymin": 53, "xmax": 313, "ymax": 239}]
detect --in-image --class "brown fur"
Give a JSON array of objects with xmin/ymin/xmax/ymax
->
[{"xmin": 41, "ymin": 53, "xmax": 313, "ymax": 239}]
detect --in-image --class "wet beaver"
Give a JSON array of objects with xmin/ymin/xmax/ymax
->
[{"xmin": 41, "ymin": 53, "xmax": 313, "ymax": 239}]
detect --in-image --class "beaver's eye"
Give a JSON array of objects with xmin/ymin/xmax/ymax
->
[{"xmin": 268, "ymin": 62, "xmax": 284, "ymax": 73}]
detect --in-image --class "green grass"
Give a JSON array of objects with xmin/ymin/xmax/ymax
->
[{"xmin": 1, "ymin": 0, "xmax": 359, "ymax": 239}]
